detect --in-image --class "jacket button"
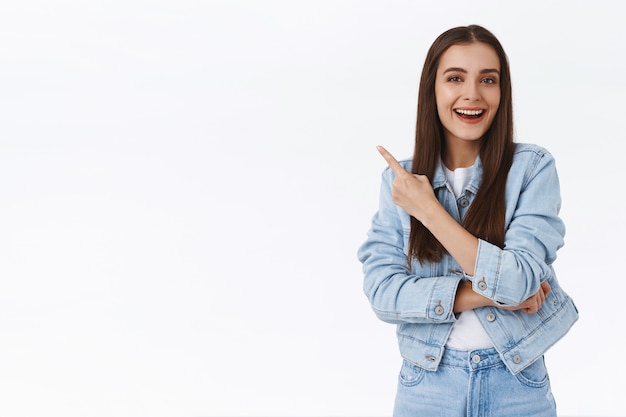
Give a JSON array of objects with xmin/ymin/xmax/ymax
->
[
  {"xmin": 472, "ymin": 354, "xmax": 481, "ymax": 364},
  {"xmin": 425, "ymin": 355, "xmax": 436, "ymax": 362},
  {"xmin": 434, "ymin": 305, "xmax": 444, "ymax": 316},
  {"xmin": 477, "ymin": 278, "xmax": 487, "ymax": 291},
  {"xmin": 513, "ymin": 354, "xmax": 522, "ymax": 364},
  {"xmin": 459, "ymin": 198, "xmax": 469, "ymax": 208},
  {"xmin": 486, "ymin": 313, "xmax": 496, "ymax": 322}
]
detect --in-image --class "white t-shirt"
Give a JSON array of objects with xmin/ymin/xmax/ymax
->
[{"xmin": 442, "ymin": 162, "xmax": 494, "ymax": 350}]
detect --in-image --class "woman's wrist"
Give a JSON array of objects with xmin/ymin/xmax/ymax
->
[{"xmin": 454, "ymin": 281, "xmax": 494, "ymax": 313}]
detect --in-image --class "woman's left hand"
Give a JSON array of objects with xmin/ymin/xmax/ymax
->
[{"xmin": 497, "ymin": 281, "xmax": 551, "ymax": 314}]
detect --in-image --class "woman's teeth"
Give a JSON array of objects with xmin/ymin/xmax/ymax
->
[{"xmin": 455, "ymin": 109, "xmax": 484, "ymax": 116}]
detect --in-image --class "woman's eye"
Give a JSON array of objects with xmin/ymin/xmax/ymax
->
[
  {"xmin": 448, "ymin": 76, "xmax": 462, "ymax": 82},
  {"xmin": 481, "ymin": 78, "xmax": 497, "ymax": 84}
]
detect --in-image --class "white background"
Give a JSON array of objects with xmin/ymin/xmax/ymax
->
[{"xmin": 0, "ymin": 1, "xmax": 623, "ymax": 416}]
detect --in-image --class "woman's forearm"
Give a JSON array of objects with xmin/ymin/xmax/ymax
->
[
  {"xmin": 454, "ymin": 281, "xmax": 493, "ymax": 313},
  {"xmin": 420, "ymin": 201, "xmax": 479, "ymax": 276}
]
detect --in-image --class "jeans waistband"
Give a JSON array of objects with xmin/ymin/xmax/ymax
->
[{"xmin": 441, "ymin": 347, "xmax": 504, "ymax": 371}]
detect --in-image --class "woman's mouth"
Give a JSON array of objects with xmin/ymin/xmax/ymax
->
[{"xmin": 454, "ymin": 109, "xmax": 485, "ymax": 123}]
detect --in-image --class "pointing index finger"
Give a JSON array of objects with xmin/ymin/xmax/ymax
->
[{"xmin": 377, "ymin": 145, "xmax": 408, "ymax": 177}]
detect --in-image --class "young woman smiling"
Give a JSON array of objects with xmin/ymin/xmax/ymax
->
[{"xmin": 358, "ymin": 25, "xmax": 578, "ymax": 417}]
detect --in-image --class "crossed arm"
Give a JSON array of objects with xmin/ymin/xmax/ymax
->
[{"xmin": 376, "ymin": 145, "xmax": 550, "ymax": 315}]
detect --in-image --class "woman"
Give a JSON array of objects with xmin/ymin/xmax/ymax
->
[{"xmin": 357, "ymin": 25, "xmax": 578, "ymax": 416}]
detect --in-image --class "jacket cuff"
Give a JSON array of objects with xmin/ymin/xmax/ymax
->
[
  {"xmin": 427, "ymin": 276, "xmax": 463, "ymax": 321},
  {"xmin": 471, "ymin": 239, "xmax": 511, "ymax": 305}
]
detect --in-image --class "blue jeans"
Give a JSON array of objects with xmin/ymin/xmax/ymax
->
[{"xmin": 393, "ymin": 348, "xmax": 557, "ymax": 417}]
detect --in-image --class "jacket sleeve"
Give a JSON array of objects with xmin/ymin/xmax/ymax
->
[
  {"xmin": 471, "ymin": 149, "xmax": 566, "ymax": 306},
  {"xmin": 357, "ymin": 166, "xmax": 461, "ymax": 325}
]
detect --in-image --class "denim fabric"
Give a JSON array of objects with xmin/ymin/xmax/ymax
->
[
  {"xmin": 357, "ymin": 143, "xmax": 578, "ymax": 374},
  {"xmin": 394, "ymin": 348, "xmax": 557, "ymax": 417}
]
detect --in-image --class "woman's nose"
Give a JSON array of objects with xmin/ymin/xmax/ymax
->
[{"xmin": 462, "ymin": 82, "xmax": 480, "ymax": 101}]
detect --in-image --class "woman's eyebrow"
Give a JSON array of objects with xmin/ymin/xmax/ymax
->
[
  {"xmin": 442, "ymin": 67, "xmax": 500, "ymax": 74},
  {"xmin": 442, "ymin": 67, "xmax": 467, "ymax": 74}
]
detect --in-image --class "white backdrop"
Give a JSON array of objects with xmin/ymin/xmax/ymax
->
[{"xmin": 0, "ymin": 1, "xmax": 623, "ymax": 416}]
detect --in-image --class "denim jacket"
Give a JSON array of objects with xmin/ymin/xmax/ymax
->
[{"xmin": 357, "ymin": 143, "xmax": 578, "ymax": 375}]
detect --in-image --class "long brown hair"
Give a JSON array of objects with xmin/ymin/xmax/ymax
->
[{"xmin": 409, "ymin": 25, "xmax": 514, "ymax": 265}]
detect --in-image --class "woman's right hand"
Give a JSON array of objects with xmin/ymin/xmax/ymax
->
[{"xmin": 497, "ymin": 281, "xmax": 551, "ymax": 314}]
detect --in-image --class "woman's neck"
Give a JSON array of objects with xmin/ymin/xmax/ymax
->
[{"xmin": 442, "ymin": 144, "xmax": 480, "ymax": 170}]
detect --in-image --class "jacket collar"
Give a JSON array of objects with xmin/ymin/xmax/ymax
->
[{"xmin": 432, "ymin": 155, "xmax": 484, "ymax": 195}]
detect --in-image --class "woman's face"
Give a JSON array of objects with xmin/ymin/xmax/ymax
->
[{"xmin": 435, "ymin": 42, "xmax": 501, "ymax": 149}]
